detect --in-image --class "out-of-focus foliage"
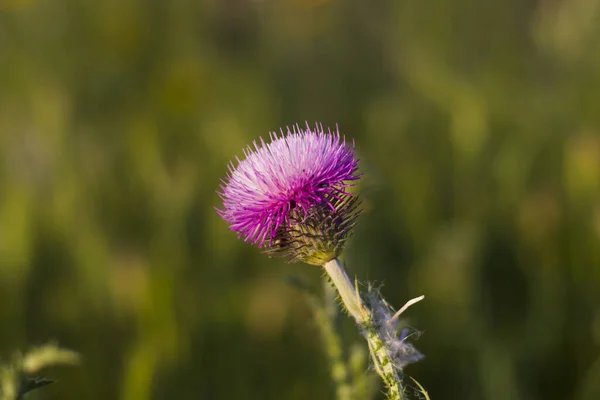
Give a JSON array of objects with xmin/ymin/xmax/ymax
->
[
  {"xmin": 0, "ymin": 0, "xmax": 599, "ymax": 399},
  {"xmin": 0, "ymin": 343, "xmax": 79, "ymax": 399}
]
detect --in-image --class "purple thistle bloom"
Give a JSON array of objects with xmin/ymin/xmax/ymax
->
[{"xmin": 217, "ymin": 123, "xmax": 362, "ymax": 264}]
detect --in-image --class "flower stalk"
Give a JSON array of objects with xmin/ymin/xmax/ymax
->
[
  {"xmin": 365, "ymin": 323, "xmax": 403, "ymax": 399},
  {"xmin": 323, "ymin": 258, "xmax": 424, "ymax": 400},
  {"xmin": 323, "ymin": 258, "xmax": 364, "ymax": 322}
]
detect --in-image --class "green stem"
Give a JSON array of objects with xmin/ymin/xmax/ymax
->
[
  {"xmin": 322, "ymin": 258, "xmax": 364, "ymax": 322},
  {"xmin": 322, "ymin": 258, "xmax": 404, "ymax": 400},
  {"xmin": 364, "ymin": 323, "xmax": 403, "ymax": 399}
]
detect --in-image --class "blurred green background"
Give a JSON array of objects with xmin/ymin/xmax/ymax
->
[{"xmin": 1, "ymin": 0, "xmax": 600, "ymax": 399}]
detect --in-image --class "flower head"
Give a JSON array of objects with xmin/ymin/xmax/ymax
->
[{"xmin": 217, "ymin": 123, "xmax": 361, "ymax": 264}]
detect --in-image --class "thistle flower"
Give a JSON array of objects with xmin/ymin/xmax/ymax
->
[
  {"xmin": 217, "ymin": 123, "xmax": 361, "ymax": 265},
  {"xmin": 217, "ymin": 124, "xmax": 426, "ymax": 400}
]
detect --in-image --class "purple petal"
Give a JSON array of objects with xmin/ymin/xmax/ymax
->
[{"xmin": 217, "ymin": 123, "xmax": 361, "ymax": 247}]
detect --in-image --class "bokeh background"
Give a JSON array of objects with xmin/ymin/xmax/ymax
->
[{"xmin": 1, "ymin": 0, "xmax": 600, "ymax": 399}]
